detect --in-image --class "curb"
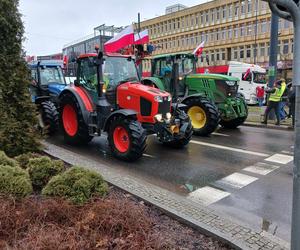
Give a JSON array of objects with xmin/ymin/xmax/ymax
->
[
  {"xmin": 243, "ymin": 122, "xmax": 293, "ymax": 131},
  {"xmin": 43, "ymin": 141, "xmax": 290, "ymax": 250}
]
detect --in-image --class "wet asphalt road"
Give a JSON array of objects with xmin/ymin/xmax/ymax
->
[{"xmin": 47, "ymin": 125, "xmax": 294, "ymax": 242}]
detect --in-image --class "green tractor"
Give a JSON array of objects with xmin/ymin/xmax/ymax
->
[{"xmin": 142, "ymin": 53, "xmax": 248, "ymax": 135}]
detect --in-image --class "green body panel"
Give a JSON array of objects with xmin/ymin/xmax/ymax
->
[{"xmin": 143, "ymin": 77, "xmax": 166, "ymax": 91}]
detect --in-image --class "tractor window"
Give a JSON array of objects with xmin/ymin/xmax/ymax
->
[
  {"xmin": 178, "ymin": 57, "xmax": 194, "ymax": 75},
  {"xmin": 39, "ymin": 67, "xmax": 65, "ymax": 86},
  {"xmin": 78, "ymin": 59, "xmax": 97, "ymax": 90},
  {"xmin": 103, "ymin": 56, "xmax": 139, "ymax": 89},
  {"xmin": 31, "ymin": 69, "xmax": 38, "ymax": 85}
]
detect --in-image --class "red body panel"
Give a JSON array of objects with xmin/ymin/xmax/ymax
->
[
  {"xmin": 72, "ymin": 86, "xmax": 94, "ymax": 112},
  {"xmin": 117, "ymin": 82, "xmax": 170, "ymax": 123}
]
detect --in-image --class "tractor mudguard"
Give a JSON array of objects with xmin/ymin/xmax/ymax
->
[
  {"xmin": 181, "ymin": 93, "xmax": 209, "ymax": 104},
  {"xmin": 103, "ymin": 109, "xmax": 138, "ymax": 132},
  {"xmin": 34, "ymin": 96, "xmax": 50, "ymax": 104},
  {"xmin": 59, "ymin": 87, "xmax": 93, "ymax": 124},
  {"xmin": 171, "ymin": 103, "xmax": 188, "ymax": 112},
  {"xmin": 142, "ymin": 77, "xmax": 165, "ymax": 91}
]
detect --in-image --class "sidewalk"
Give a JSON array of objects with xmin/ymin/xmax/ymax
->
[
  {"xmin": 244, "ymin": 106, "xmax": 293, "ymax": 131},
  {"xmin": 44, "ymin": 141, "xmax": 289, "ymax": 250}
]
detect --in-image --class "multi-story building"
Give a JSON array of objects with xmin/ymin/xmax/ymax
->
[{"xmin": 140, "ymin": 0, "xmax": 294, "ymax": 79}]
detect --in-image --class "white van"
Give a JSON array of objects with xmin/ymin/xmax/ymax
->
[{"xmin": 228, "ymin": 61, "xmax": 267, "ymax": 105}]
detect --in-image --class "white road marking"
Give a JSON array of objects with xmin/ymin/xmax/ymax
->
[
  {"xmin": 243, "ymin": 162, "xmax": 280, "ymax": 175},
  {"xmin": 212, "ymin": 132, "xmax": 230, "ymax": 137},
  {"xmin": 190, "ymin": 140, "xmax": 269, "ymax": 157},
  {"xmin": 143, "ymin": 153, "xmax": 156, "ymax": 158},
  {"xmin": 188, "ymin": 186, "xmax": 231, "ymax": 206},
  {"xmin": 265, "ymin": 154, "xmax": 294, "ymax": 164},
  {"xmin": 216, "ymin": 173, "xmax": 258, "ymax": 189},
  {"xmin": 281, "ymin": 150, "xmax": 294, "ymax": 155}
]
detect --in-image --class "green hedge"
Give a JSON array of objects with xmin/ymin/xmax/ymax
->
[
  {"xmin": 0, "ymin": 165, "xmax": 32, "ymax": 198},
  {"xmin": 15, "ymin": 152, "xmax": 41, "ymax": 169},
  {"xmin": 0, "ymin": 151, "xmax": 18, "ymax": 167},
  {"xmin": 42, "ymin": 166, "xmax": 108, "ymax": 204},
  {"xmin": 27, "ymin": 156, "xmax": 64, "ymax": 189}
]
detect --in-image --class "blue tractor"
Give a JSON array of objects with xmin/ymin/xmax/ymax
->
[{"xmin": 28, "ymin": 60, "xmax": 67, "ymax": 134}]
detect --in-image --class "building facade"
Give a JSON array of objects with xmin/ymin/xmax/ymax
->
[{"xmin": 140, "ymin": 0, "xmax": 294, "ymax": 79}]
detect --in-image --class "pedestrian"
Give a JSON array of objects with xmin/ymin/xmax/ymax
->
[
  {"xmin": 256, "ymin": 86, "xmax": 265, "ymax": 107},
  {"xmin": 279, "ymin": 82, "xmax": 289, "ymax": 120},
  {"xmin": 262, "ymin": 79, "xmax": 287, "ymax": 125},
  {"xmin": 288, "ymin": 86, "xmax": 295, "ymax": 127}
]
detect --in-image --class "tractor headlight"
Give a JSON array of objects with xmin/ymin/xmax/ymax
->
[
  {"xmin": 154, "ymin": 96, "xmax": 163, "ymax": 102},
  {"xmin": 226, "ymin": 81, "xmax": 236, "ymax": 86},
  {"xmin": 167, "ymin": 95, "xmax": 172, "ymax": 102},
  {"xmin": 154, "ymin": 114, "xmax": 163, "ymax": 122},
  {"xmin": 228, "ymin": 92, "xmax": 232, "ymax": 97},
  {"xmin": 166, "ymin": 112, "xmax": 172, "ymax": 120}
]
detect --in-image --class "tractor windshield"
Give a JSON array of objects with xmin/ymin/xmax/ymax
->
[
  {"xmin": 39, "ymin": 66, "xmax": 65, "ymax": 86},
  {"xmin": 178, "ymin": 56, "xmax": 195, "ymax": 75},
  {"xmin": 103, "ymin": 56, "xmax": 139, "ymax": 89}
]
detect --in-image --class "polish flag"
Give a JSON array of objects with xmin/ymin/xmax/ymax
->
[
  {"xmin": 134, "ymin": 29, "xmax": 149, "ymax": 44},
  {"xmin": 104, "ymin": 25, "xmax": 134, "ymax": 53},
  {"xmin": 193, "ymin": 41, "xmax": 205, "ymax": 57},
  {"xmin": 243, "ymin": 68, "xmax": 251, "ymax": 80}
]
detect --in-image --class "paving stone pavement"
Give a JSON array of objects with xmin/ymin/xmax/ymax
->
[{"xmin": 44, "ymin": 141, "xmax": 290, "ymax": 250}]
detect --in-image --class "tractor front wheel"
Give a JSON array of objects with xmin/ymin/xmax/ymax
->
[
  {"xmin": 183, "ymin": 97, "xmax": 219, "ymax": 136},
  {"xmin": 60, "ymin": 92, "xmax": 93, "ymax": 145},
  {"xmin": 39, "ymin": 101, "xmax": 59, "ymax": 135},
  {"xmin": 108, "ymin": 117, "xmax": 147, "ymax": 161}
]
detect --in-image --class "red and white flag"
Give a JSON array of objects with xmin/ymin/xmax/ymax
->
[
  {"xmin": 193, "ymin": 41, "xmax": 205, "ymax": 57},
  {"xmin": 104, "ymin": 25, "xmax": 134, "ymax": 53},
  {"xmin": 134, "ymin": 29, "xmax": 149, "ymax": 44},
  {"xmin": 243, "ymin": 68, "xmax": 251, "ymax": 80}
]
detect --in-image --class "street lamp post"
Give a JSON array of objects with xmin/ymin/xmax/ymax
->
[
  {"xmin": 268, "ymin": 1, "xmax": 300, "ymax": 249},
  {"xmin": 254, "ymin": 0, "xmax": 258, "ymax": 64}
]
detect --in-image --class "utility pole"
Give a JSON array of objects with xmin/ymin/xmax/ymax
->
[
  {"xmin": 254, "ymin": 0, "xmax": 258, "ymax": 64},
  {"xmin": 268, "ymin": 13, "xmax": 279, "ymax": 88},
  {"xmin": 137, "ymin": 13, "xmax": 143, "ymax": 78},
  {"xmin": 268, "ymin": 1, "xmax": 300, "ymax": 249}
]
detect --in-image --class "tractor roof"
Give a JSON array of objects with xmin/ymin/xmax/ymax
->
[
  {"xmin": 78, "ymin": 52, "xmax": 134, "ymax": 59},
  {"xmin": 28, "ymin": 60, "xmax": 63, "ymax": 68},
  {"xmin": 153, "ymin": 52, "xmax": 192, "ymax": 59}
]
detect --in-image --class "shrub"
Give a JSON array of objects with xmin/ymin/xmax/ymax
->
[
  {"xmin": 0, "ymin": 151, "xmax": 18, "ymax": 167},
  {"xmin": 42, "ymin": 166, "xmax": 108, "ymax": 204},
  {"xmin": 0, "ymin": 165, "xmax": 32, "ymax": 198},
  {"xmin": 15, "ymin": 152, "xmax": 41, "ymax": 169},
  {"xmin": 27, "ymin": 156, "xmax": 64, "ymax": 189}
]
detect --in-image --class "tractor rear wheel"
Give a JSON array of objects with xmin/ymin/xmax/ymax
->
[
  {"xmin": 220, "ymin": 116, "xmax": 247, "ymax": 129},
  {"xmin": 39, "ymin": 101, "xmax": 59, "ymax": 135},
  {"xmin": 163, "ymin": 120, "xmax": 193, "ymax": 148},
  {"xmin": 60, "ymin": 92, "xmax": 93, "ymax": 145},
  {"xmin": 108, "ymin": 116, "xmax": 147, "ymax": 161},
  {"xmin": 183, "ymin": 97, "xmax": 219, "ymax": 136}
]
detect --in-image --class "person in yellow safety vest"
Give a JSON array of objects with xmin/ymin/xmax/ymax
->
[{"xmin": 262, "ymin": 79, "xmax": 287, "ymax": 125}]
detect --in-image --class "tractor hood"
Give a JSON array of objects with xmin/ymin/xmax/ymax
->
[
  {"xmin": 48, "ymin": 83, "xmax": 67, "ymax": 95},
  {"xmin": 187, "ymin": 73, "xmax": 239, "ymax": 82}
]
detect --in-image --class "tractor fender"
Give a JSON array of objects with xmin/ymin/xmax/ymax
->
[
  {"xmin": 34, "ymin": 96, "xmax": 50, "ymax": 104},
  {"xmin": 103, "ymin": 109, "xmax": 138, "ymax": 132},
  {"xmin": 59, "ymin": 86, "xmax": 94, "ymax": 124},
  {"xmin": 142, "ymin": 77, "xmax": 165, "ymax": 91},
  {"xmin": 181, "ymin": 93, "xmax": 209, "ymax": 104}
]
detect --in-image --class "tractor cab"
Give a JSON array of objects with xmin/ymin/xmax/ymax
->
[{"xmin": 29, "ymin": 60, "xmax": 67, "ymax": 103}]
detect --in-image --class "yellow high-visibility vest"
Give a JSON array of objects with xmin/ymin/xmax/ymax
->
[{"xmin": 269, "ymin": 82, "xmax": 286, "ymax": 102}]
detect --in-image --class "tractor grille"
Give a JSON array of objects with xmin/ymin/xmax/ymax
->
[
  {"xmin": 140, "ymin": 97, "xmax": 152, "ymax": 116},
  {"xmin": 158, "ymin": 99, "xmax": 171, "ymax": 115},
  {"xmin": 215, "ymin": 80, "xmax": 238, "ymax": 99}
]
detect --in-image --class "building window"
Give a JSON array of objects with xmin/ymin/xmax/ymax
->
[
  {"xmin": 261, "ymin": 0, "xmax": 267, "ymax": 10},
  {"xmin": 206, "ymin": 12, "xmax": 209, "ymax": 23},
  {"xmin": 216, "ymin": 8, "xmax": 220, "ymax": 20},
  {"xmin": 241, "ymin": 1, "xmax": 245, "ymax": 15},
  {"xmin": 284, "ymin": 20, "xmax": 291, "ymax": 29},
  {"xmin": 246, "ymin": 45, "xmax": 251, "ymax": 58},
  {"xmin": 234, "ymin": 47, "xmax": 238, "ymax": 59},
  {"xmin": 234, "ymin": 27, "xmax": 239, "ymax": 38},
  {"xmin": 283, "ymin": 40, "xmax": 289, "ymax": 54},
  {"xmin": 222, "ymin": 6, "xmax": 226, "ymax": 19},
  {"xmin": 228, "ymin": 29, "xmax": 232, "ymax": 39},
  {"xmin": 195, "ymin": 15, "xmax": 199, "ymax": 25},
  {"xmin": 201, "ymin": 13, "xmax": 204, "ymax": 24},
  {"xmin": 216, "ymin": 30, "xmax": 220, "ymax": 40},
  {"xmin": 222, "ymin": 30, "xmax": 226, "ymax": 40},
  {"xmin": 259, "ymin": 43, "xmax": 265, "ymax": 56},
  {"xmin": 291, "ymin": 38, "xmax": 294, "ymax": 53},
  {"xmin": 216, "ymin": 49, "xmax": 220, "ymax": 61},
  {"xmin": 267, "ymin": 42, "xmax": 270, "ymax": 55},
  {"xmin": 247, "ymin": 0, "xmax": 252, "ymax": 13},
  {"xmin": 228, "ymin": 4, "xmax": 233, "ymax": 18},
  {"xmin": 278, "ymin": 41, "xmax": 281, "ymax": 54},
  {"xmin": 240, "ymin": 46, "xmax": 244, "ymax": 58},
  {"xmin": 247, "ymin": 24, "xmax": 252, "ymax": 35},
  {"xmin": 210, "ymin": 32, "xmax": 214, "ymax": 41},
  {"xmin": 222, "ymin": 49, "xmax": 226, "ymax": 60},
  {"xmin": 261, "ymin": 21, "xmax": 267, "ymax": 33},
  {"xmin": 191, "ymin": 17, "xmax": 194, "ymax": 26},
  {"xmin": 211, "ymin": 9, "xmax": 214, "ymax": 22},
  {"xmin": 234, "ymin": 3, "xmax": 239, "ymax": 17},
  {"xmin": 240, "ymin": 25, "xmax": 245, "ymax": 36},
  {"xmin": 211, "ymin": 52, "xmax": 215, "ymax": 62}
]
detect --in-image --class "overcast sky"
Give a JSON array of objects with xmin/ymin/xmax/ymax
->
[{"xmin": 19, "ymin": 0, "xmax": 208, "ymax": 56}]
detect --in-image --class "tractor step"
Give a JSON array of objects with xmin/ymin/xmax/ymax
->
[{"xmin": 88, "ymin": 112, "xmax": 100, "ymax": 136}]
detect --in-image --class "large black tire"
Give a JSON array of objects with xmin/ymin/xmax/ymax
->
[
  {"xmin": 60, "ymin": 92, "xmax": 93, "ymax": 145},
  {"xmin": 163, "ymin": 120, "xmax": 193, "ymax": 148},
  {"xmin": 220, "ymin": 116, "xmax": 247, "ymax": 129},
  {"xmin": 182, "ymin": 97, "xmax": 219, "ymax": 136},
  {"xmin": 39, "ymin": 101, "xmax": 59, "ymax": 135},
  {"xmin": 108, "ymin": 116, "xmax": 147, "ymax": 162}
]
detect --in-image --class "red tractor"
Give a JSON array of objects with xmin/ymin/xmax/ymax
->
[{"xmin": 58, "ymin": 50, "xmax": 192, "ymax": 161}]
